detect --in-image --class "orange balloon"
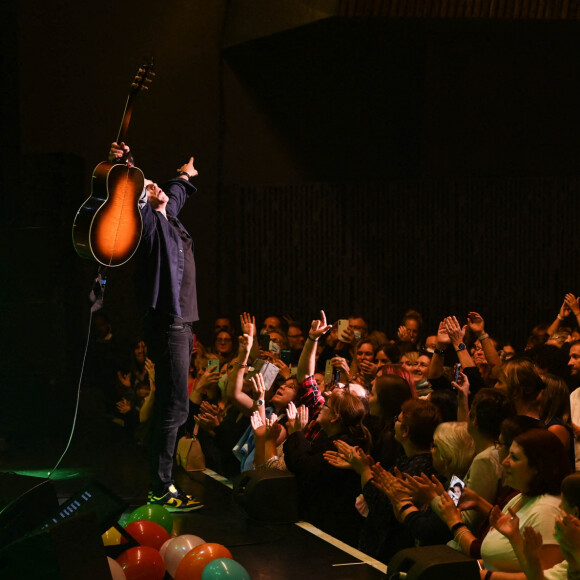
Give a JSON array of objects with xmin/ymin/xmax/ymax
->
[{"xmin": 174, "ymin": 543, "xmax": 233, "ymax": 580}]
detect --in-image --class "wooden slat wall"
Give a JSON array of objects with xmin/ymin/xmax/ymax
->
[
  {"xmin": 221, "ymin": 178, "xmax": 580, "ymax": 347},
  {"xmin": 338, "ymin": 0, "xmax": 580, "ymax": 19}
]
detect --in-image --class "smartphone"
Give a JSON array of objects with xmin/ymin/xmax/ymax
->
[
  {"xmin": 280, "ymin": 349, "xmax": 291, "ymax": 364},
  {"xmin": 324, "ymin": 359, "xmax": 334, "ymax": 385},
  {"xmin": 258, "ymin": 333, "xmax": 270, "ymax": 351},
  {"xmin": 454, "ymin": 363, "xmax": 462, "ymax": 383},
  {"xmin": 337, "ymin": 319, "xmax": 349, "ymax": 342},
  {"xmin": 448, "ymin": 475, "xmax": 465, "ymax": 505},
  {"xmin": 207, "ymin": 358, "xmax": 219, "ymax": 372}
]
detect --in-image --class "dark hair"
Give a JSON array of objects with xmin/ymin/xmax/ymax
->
[
  {"xmin": 540, "ymin": 373, "xmax": 572, "ymax": 426},
  {"xmin": 329, "ymin": 389, "xmax": 372, "ymax": 452},
  {"xmin": 377, "ymin": 343, "xmax": 402, "ymax": 364},
  {"xmin": 373, "ymin": 374, "xmax": 412, "ymax": 429},
  {"xmin": 500, "ymin": 415, "xmax": 544, "ymax": 449},
  {"xmin": 400, "ymin": 399, "xmax": 442, "ymax": 449},
  {"xmin": 471, "ymin": 388, "xmax": 515, "ymax": 440},
  {"xmin": 504, "ymin": 358, "xmax": 545, "ymax": 405},
  {"xmin": 380, "ymin": 364, "xmax": 417, "ymax": 398},
  {"xmin": 430, "ymin": 389, "xmax": 458, "ymax": 423},
  {"xmin": 562, "ymin": 473, "xmax": 580, "ymax": 510},
  {"xmin": 514, "ymin": 428, "xmax": 571, "ymax": 496}
]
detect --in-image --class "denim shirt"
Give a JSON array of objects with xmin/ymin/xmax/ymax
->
[{"xmin": 136, "ymin": 177, "xmax": 198, "ymax": 321}]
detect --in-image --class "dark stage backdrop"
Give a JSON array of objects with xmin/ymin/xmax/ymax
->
[{"xmin": 220, "ymin": 178, "xmax": 580, "ymax": 346}]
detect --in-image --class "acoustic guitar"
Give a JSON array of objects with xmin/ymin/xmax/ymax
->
[{"xmin": 72, "ymin": 60, "xmax": 154, "ymax": 267}]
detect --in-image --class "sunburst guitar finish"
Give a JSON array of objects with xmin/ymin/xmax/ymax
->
[
  {"xmin": 71, "ymin": 59, "xmax": 154, "ymax": 267},
  {"xmin": 72, "ymin": 162, "xmax": 144, "ymax": 266}
]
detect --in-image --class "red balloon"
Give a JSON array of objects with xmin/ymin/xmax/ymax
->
[
  {"xmin": 122, "ymin": 520, "xmax": 171, "ymax": 551},
  {"xmin": 175, "ymin": 543, "xmax": 233, "ymax": 580},
  {"xmin": 116, "ymin": 546, "xmax": 165, "ymax": 580}
]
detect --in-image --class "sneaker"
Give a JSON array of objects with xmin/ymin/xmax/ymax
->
[
  {"xmin": 147, "ymin": 485, "xmax": 193, "ymax": 503},
  {"xmin": 148, "ymin": 486, "xmax": 203, "ymax": 512}
]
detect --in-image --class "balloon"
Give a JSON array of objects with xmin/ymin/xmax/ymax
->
[
  {"xmin": 175, "ymin": 543, "xmax": 233, "ymax": 580},
  {"xmin": 159, "ymin": 538, "xmax": 172, "ymax": 560},
  {"xmin": 102, "ymin": 526, "xmax": 122, "ymax": 546},
  {"xmin": 107, "ymin": 557, "xmax": 127, "ymax": 580},
  {"xmin": 117, "ymin": 546, "xmax": 165, "ymax": 580},
  {"xmin": 122, "ymin": 520, "xmax": 171, "ymax": 551},
  {"xmin": 201, "ymin": 559, "xmax": 250, "ymax": 580},
  {"xmin": 125, "ymin": 504, "xmax": 173, "ymax": 534},
  {"xmin": 163, "ymin": 534, "xmax": 206, "ymax": 577}
]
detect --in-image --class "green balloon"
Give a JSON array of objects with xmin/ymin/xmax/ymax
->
[
  {"xmin": 201, "ymin": 558, "xmax": 250, "ymax": 579},
  {"xmin": 125, "ymin": 504, "xmax": 173, "ymax": 534}
]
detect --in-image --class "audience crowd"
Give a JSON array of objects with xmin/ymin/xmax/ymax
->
[{"xmin": 81, "ymin": 293, "xmax": 580, "ymax": 579}]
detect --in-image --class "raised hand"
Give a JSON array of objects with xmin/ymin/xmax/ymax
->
[
  {"xmin": 240, "ymin": 312, "xmax": 256, "ymax": 336},
  {"xmin": 490, "ymin": 505, "xmax": 520, "ymax": 541},
  {"xmin": 286, "ymin": 401, "xmax": 298, "ymax": 433},
  {"xmin": 295, "ymin": 405, "xmax": 310, "ymax": 431},
  {"xmin": 521, "ymin": 526, "xmax": 544, "ymax": 574},
  {"xmin": 444, "ymin": 316, "xmax": 466, "ymax": 346},
  {"xmin": 109, "ymin": 141, "xmax": 130, "ymax": 162},
  {"xmin": 250, "ymin": 410, "xmax": 266, "ymax": 434},
  {"xmin": 238, "ymin": 332, "xmax": 253, "ymax": 358},
  {"xmin": 565, "ymin": 293, "xmax": 580, "ymax": 317},
  {"xmin": 144, "ymin": 358, "xmax": 156, "ymax": 383},
  {"xmin": 331, "ymin": 356, "xmax": 351, "ymax": 376},
  {"xmin": 178, "ymin": 156, "xmax": 198, "ymax": 178},
  {"xmin": 309, "ymin": 310, "xmax": 333, "ymax": 341},
  {"xmin": 250, "ymin": 373, "xmax": 266, "ymax": 401},
  {"xmin": 398, "ymin": 326, "xmax": 412, "ymax": 342},
  {"xmin": 466, "ymin": 312, "xmax": 485, "ymax": 336},
  {"xmin": 452, "ymin": 370, "xmax": 470, "ymax": 398},
  {"xmin": 436, "ymin": 320, "xmax": 451, "ymax": 345},
  {"xmin": 116, "ymin": 398, "xmax": 131, "ymax": 414},
  {"xmin": 265, "ymin": 413, "xmax": 282, "ymax": 441},
  {"xmin": 359, "ymin": 359, "xmax": 379, "ymax": 378}
]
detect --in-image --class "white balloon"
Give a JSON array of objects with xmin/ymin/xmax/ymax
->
[
  {"xmin": 107, "ymin": 556, "xmax": 127, "ymax": 580},
  {"xmin": 159, "ymin": 537, "xmax": 172, "ymax": 560},
  {"xmin": 164, "ymin": 534, "xmax": 205, "ymax": 577}
]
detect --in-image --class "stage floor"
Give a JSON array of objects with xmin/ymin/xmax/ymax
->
[{"xmin": 0, "ymin": 425, "xmax": 388, "ymax": 579}]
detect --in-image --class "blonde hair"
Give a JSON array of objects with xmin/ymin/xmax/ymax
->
[{"xmin": 433, "ymin": 422, "xmax": 475, "ymax": 478}]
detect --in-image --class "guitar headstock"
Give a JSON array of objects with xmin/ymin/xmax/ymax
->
[{"xmin": 130, "ymin": 59, "xmax": 155, "ymax": 95}]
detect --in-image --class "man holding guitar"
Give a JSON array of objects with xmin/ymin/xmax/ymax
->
[{"xmin": 109, "ymin": 141, "xmax": 202, "ymax": 512}]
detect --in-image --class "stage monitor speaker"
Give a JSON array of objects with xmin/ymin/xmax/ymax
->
[
  {"xmin": 0, "ymin": 510, "xmax": 111, "ymax": 580},
  {"xmin": 233, "ymin": 468, "xmax": 299, "ymax": 523},
  {"xmin": 0, "ymin": 475, "xmax": 60, "ymax": 547},
  {"xmin": 387, "ymin": 545, "xmax": 480, "ymax": 580}
]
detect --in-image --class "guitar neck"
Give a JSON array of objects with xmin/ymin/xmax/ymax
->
[{"xmin": 116, "ymin": 93, "xmax": 134, "ymax": 145}]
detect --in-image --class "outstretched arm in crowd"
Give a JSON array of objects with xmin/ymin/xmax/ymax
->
[
  {"xmin": 467, "ymin": 312, "xmax": 502, "ymax": 376},
  {"xmin": 297, "ymin": 310, "xmax": 332, "ymax": 383},
  {"xmin": 547, "ymin": 295, "xmax": 576, "ymax": 338},
  {"xmin": 444, "ymin": 316, "xmax": 476, "ymax": 369},
  {"xmin": 225, "ymin": 314, "xmax": 262, "ymax": 416},
  {"xmin": 427, "ymin": 320, "xmax": 452, "ymax": 380}
]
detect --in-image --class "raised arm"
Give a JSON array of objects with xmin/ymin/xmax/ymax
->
[
  {"xmin": 427, "ymin": 320, "xmax": 452, "ymax": 379},
  {"xmin": 297, "ymin": 310, "xmax": 332, "ymax": 383},
  {"xmin": 467, "ymin": 312, "xmax": 502, "ymax": 373},
  {"xmin": 225, "ymin": 329, "xmax": 256, "ymax": 414},
  {"xmin": 444, "ymin": 316, "xmax": 476, "ymax": 369}
]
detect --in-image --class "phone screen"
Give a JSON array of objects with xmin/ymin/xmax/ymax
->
[{"xmin": 448, "ymin": 475, "xmax": 465, "ymax": 505}]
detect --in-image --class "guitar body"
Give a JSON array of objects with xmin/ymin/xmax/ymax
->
[
  {"xmin": 72, "ymin": 59, "xmax": 154, "ymax": 267},
  {"xmin": 72, "ymin": 161, "xmax": 144, "ymax": 267}
]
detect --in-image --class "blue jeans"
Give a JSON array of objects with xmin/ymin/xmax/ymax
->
[{"xmin": 145, "ymin": 318, "xmax": 193, "ymax": 495}]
